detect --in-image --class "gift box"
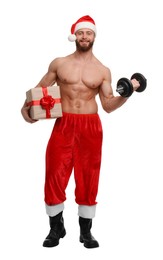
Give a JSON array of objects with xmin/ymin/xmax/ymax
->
[{"xmin": 26, "ymin": 85, "xmax": 62, "ymax": 119}]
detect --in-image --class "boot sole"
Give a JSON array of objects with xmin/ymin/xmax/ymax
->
[
  {"xmin": 79, "ymin": 237, "xmax": 99, "ymax": 248},
  {"xmin": 43, "ymin": 229, "xmax": 66, "ymax": 247}
]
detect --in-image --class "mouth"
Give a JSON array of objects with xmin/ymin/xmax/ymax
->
[{"xmin": 80, "ymin": 41, "xmax": 89, "ymax": 43}]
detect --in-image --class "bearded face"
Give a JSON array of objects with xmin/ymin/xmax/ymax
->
[{"xmin": 75, "ymin": 40, "xmax": 94, "ymax": 52}]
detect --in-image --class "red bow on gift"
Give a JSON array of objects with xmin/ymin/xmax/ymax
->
[{"xmin": 40, "ymin": 95, "xmax": 55, "ymax": 118}]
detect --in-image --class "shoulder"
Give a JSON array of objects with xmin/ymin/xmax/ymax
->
[
  {"xmin": 94, "ymin": 57, "xmax": 111, "ymax": 79},
  {"xmin": 47, "ymin": 57, "xmax": 66, "ymax": 72},
  {"xmin": 49, "ymin": 54, "xmax": 73, "ymax": 68},
  {"xmin": 49, "ymin": 57, "xmax": 65, "ymax": 66}
]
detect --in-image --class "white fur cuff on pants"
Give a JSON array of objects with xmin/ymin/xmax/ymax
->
[
  {"xmin": 78, "ymin": 205, "xmax": 96, "ymax": 218},
  {"xmin": 45, "ymin": 203, "xmax": 64, "ymax": 217}
]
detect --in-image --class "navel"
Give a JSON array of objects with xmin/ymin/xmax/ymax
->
[{"xmin": 75, "ymin": 100, "xmax": 81, "ymax": 108}]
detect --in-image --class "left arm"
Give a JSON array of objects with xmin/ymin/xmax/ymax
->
[{"xmin": 99, "ymin": 68, "xmax": 128, "ymax": 113}]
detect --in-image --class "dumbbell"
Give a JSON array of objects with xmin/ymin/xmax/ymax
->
[{"xmin": 116, "ymin": 73, "xmax": 147, "ymax": 97}]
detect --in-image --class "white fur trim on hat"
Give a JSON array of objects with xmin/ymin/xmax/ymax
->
[{"xmin": 74, "ymin": 21, "xmax": 96, "ymax": 35}]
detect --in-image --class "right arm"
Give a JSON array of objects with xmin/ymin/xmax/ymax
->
[{"xmin": 21, "ymin": 58, "xmax": 59, "ymax": 123}]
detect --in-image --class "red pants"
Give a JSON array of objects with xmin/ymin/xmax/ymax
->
[{"xmin": 45, "ymin": 112, "xmax": 103, "ymax": 206}]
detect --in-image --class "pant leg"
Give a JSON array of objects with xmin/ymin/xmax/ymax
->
[
  {"xmin": 73, "ymin": 114, "xmax": 103, "ymax": 208},
  {"xmin": 44, "ymin": 116, "xmax": 74, "ymax": 206}
]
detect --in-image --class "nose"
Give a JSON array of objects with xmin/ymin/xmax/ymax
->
[{"xmin": 82, "ymin": 32, "xmax": 88, "ymax": 39}]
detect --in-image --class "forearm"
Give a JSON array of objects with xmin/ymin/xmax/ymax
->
[{"xmin": 103, "ymin": 95, "xmax": 128, "ymax": 113}]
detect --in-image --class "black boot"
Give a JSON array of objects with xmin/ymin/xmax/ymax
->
[
  {"xmin": 79, "ymin": 217, "xmax": 99, "ymax": 248},
  {"xmin": 43, "ymin": 211, "xmax": 66, "ymax": 247}
]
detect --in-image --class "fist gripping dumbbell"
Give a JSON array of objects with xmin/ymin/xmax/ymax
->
[{"xmin": 116, "ymin": 73, "xmax": 147, "ymax": 97}]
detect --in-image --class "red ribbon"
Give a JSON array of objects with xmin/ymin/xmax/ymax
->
[{"xmin": 27, "ymin": 87, "xmax": 61, "ymax": 118}]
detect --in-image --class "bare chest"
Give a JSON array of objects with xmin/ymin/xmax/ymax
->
[{"xmin": 57, "ymin": 62, "xmax": 103, "ymax": 89}]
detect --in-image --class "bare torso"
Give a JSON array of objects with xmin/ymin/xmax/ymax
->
[
  {"xmin": 21, "ymin": 30, "xmax": 132, "ymax": 123},
  {"xmin": 55, "ymin": 53, "xmax": 107, "ymax": 114}
]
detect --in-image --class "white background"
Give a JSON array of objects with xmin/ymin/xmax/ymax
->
[{"xmin": 0, "ymin": 0, "xmax": 163, "ymax": 259}]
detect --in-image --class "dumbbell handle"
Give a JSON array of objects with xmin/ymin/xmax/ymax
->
[{"xmin": 116, "ymin": 85, "xmax": 125, "ymax": 94}]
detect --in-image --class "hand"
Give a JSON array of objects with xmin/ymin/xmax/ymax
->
[
  {"xmin": 21, "ymin": 100, "xmax": 38, "ymax": 123},
  {"xmin": 131, "ymin": 79, "xmax": 140, "ymax": 91}
]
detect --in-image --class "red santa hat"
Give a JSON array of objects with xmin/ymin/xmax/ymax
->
[{"xmin": 68, "ymin": 15, "xmax": 97, "ymax": 42}]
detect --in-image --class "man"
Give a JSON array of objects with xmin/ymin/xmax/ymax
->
[{"xmin": 21, "ymin": 15, "xmax": 140, "ymax": 248}]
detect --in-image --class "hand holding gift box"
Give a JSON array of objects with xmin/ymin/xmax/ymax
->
[{"xmin": 26, "ymin": 85, "xmax": 62, "ymax": 120}]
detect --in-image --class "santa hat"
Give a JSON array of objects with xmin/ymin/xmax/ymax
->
[{"xmin": 68, "ymin": 15, "xmax": 97, "ymax": 42}]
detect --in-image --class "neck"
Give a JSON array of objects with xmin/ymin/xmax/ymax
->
[{"xmin": 74, "ymin": 49, "xmax": 94, "ymax": 61}]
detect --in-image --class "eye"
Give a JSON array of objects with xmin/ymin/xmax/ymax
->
[
  {"xmin": 87, "ymin": 31, "xmax": 93, "ymax": 36},
  {"xmin": 77, "ymin": 31, "xmax": 83, "ymax": 36}
]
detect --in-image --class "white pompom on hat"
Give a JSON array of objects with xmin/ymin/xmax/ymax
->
[{"xmin": 68, "ymin": 15, "xmax": 97, "ymax": 42}]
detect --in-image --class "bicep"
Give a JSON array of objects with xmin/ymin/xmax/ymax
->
[
  {"xmin": 99, "ymin": 68, "xmax": 114, "ymax": 102},
  {"xmin": 99, "ymin": 81, "xmax": 113, "ymax": 99},
  {"xmin": 35, "ymin": 60, "xmax": 58, "ymax": 88},
  {"xmin": 99, "ymin": 79, "xmax": 115, "ymax": 113}
]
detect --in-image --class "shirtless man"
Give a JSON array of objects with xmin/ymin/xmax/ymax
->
[{"xmin": 21, "ymin": 15, "xmax": 140, "ymax": 249}]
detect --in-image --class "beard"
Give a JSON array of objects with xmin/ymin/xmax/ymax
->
[{"xmin": 75, "ymin": 40, "xmax": 94, "ymax": 52}]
